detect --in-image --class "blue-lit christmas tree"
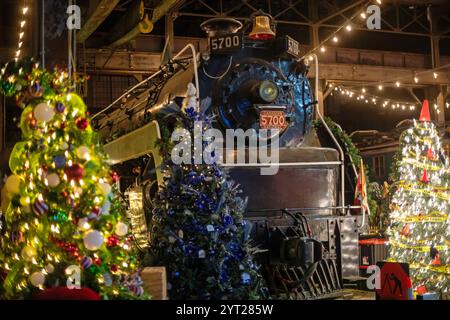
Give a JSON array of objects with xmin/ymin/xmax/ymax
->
[{"xmin": 149, "ymin": 101, "xmax": 267, "ymax": 300}]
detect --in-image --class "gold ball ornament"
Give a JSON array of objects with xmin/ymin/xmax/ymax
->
[
  {"xmin": 21, "ymin": 245, "xmax": 37, "ymax": 261},
  {"xmin": 5, "ymin": 175, "xmax": 21, "ymax": 194}
]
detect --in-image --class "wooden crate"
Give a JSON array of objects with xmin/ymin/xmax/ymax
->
[{"xmin": 141, "ymin": 267, "xmax": 167, "ymax": 300}]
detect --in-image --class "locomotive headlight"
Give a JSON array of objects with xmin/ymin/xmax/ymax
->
[{"xmin": 259, "ymin": 80, "xmax": 278, "ymax": 103}]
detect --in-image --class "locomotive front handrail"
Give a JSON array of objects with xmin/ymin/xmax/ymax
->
[{"xmin": 308, "ymin": 54, "xmax": 346, "ymax": 216}]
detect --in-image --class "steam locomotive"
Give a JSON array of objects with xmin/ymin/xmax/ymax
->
[{"xmin": 94, "ymin": 13, "xmax": 363, "ymax": 299}]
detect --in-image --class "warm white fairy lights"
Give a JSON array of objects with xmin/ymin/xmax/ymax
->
[
  {"xmin": 332, "ymin": 86, "xmax": 419, "ymax": 112},
  {"xmin": 15, "ymin": 4, "xmax": 29, "ymax": 60}
]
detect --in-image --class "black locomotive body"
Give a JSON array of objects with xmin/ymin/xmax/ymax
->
[{"xmin": 94, "ymin": 16, "xmax": 362, "ymax": 299}]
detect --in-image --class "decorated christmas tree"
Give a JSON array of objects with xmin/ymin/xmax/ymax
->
[
  {"xmin": 0, "ymin": 59, "xmax": 145, "ymax": 299},
  {"xmin": 388, "ymin": 100, "xmax": 450, "ymax": 295},
  {"xmin": 149, "ymin": 99, "xmax": 267, "ymax": 299}
]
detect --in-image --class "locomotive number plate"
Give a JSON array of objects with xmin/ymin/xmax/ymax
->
[
  {"xmin": 260, "ymin": 110, "xmax": 287, "ymax": 130},
  {"xmin": 210, "ymin": 33, "xmax": 242, "ymax": 53}
]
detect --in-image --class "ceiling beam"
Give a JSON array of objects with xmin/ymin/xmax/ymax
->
[
  {"xmin": 77, "ymin": 0, "xmax": 120, "ymax": 43},
  {"xmin": 107, "ymin": 0, "xmax": 186, "ymax": 48}
]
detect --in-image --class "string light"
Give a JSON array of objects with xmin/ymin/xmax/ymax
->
[
  {"xmin": 395, "ymin": 81, "xmax": 401, "ymax": 87},
  {"xmin": 346, "ymin": 24, "xmax": 352, "ymax": 32},
  {"xmin": 15, "ymin": 5, "xmax": 30, "ymax": 61},
  {"xmin": 320, "ymin": 46, "xmax": 326, "ymax": 53},
  {"xmin": 433, "ymin": 72, "xmax": 438, "ymax": 79},
  {"xmin": 332, "ymin": 86, "xmax": 417, "ymax": 112},
  {"xmin": 360, "ymin": 12, "xmax": 367, "ymax": 19},
  {"xmin": 378, "ymin": 84, "xmax": 383, "ymax": 90},
  {"xmin": 333, "ymin": 36, "xmax": 339, "ymax": 43},
  {"xmin": 414, "ymin": 76, "xmax": 419, "ymax": 83}
]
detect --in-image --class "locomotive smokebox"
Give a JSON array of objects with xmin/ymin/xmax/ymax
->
[{"xmin": 200, "ymin": 17, "xmax": 243, "ymax": 38}]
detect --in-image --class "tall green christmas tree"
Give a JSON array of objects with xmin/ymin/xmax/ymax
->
[
  {"xmin": 149, "ymin": 101, "xmax": 267, "ymax": 300},
  {"xmin": 0, "ymin": 59, "xmax": 145, "ymax": 299},
  {"xmin": 388, "ymin": 100, "xmax": 450, "ymax": 295}
]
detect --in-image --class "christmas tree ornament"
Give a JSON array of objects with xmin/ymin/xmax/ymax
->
[
  {"xmin": 21, "ymin": 245, "xmax": 36, "ymax": 261},
  {"xmin": 426, "ymin": 148, "xmax": 435, "ymax": 160},
  {"xmin": 60, "ymin": 141, "xmax": 69, "ymax": 150},
  {"xmin": 107, "ymin": 235, "xmax": 120, "ymax": 247},
  {"xmin": 33, "ymin": 103, "xmax": 55, "ymax": 123},
  {"xmin": 115, "ymin": 222, "xmax": 128, "ymax": 237},
  {"xmin": 55, "ymin": 102, "xmax": 66, "ymax": 113},
  {"xmin": 198, "ymin": 250, "xmax": 206, "ymax": 258},
  {"xmin": 81, "ymin": 256, "xmax": 93, "ymax": 269},
  {"xmin": 103, "ymin": 273, "xmax": 113, "ymax": 287},
  {"xmin": 45, "ymin": 264, "xmax": 55, "ymax": 274},
  {"xmin": 32, "ymin": 199, "xmax": 49, "ymax": 216},
  {"xmin": 75, "ymin": 117, "xmax": 89, "ymax": 130},
  {"xmin": 30, "ymin": 271, "xmax": 45, "ymax": 287},
  {"xmin": 53, "ymin": 154, "xmax": 66, "ymax": 168},
  {"xmin": 28, "ymin": 81, "xmax": 43, "ymax": 98},
  {"xmin": 130, "ymin": 286, "xmax": 144, "ymax": 297},
  {"xmin": 46, "ymin": 172, "xmax": 60, "ymax": 187},
  {"xmin": 421, "ymin": 169, "xmax": 428, "ymax": 183},
  {"xmin": 110, "ymin": 171, "xmax": 119, "ymax": 183},
  {"xmin": 65, "ymin": 163, "xmax": 84, "ymax": 181},
  {"xmin": 75, "ymin": 146, "xmax": 90, "ymax": 160},
  {"xmin": 77, "ymin": 218, "xmax": 90, "ymax": 231},
  {"xmin": 5, "ymin": 175, "xmax": 21, "ymax": 194},
  {"xmin": 83, "ymin": 230, "xmax": 104, "ymax": 251},
  {"xmin": 241, "ymin": 272, "xmax": 251, "ymax": 284}
]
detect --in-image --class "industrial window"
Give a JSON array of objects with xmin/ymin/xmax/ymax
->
[{"xmin": 372, "ymin": 155, "xmax": 385, "ymax": 177}]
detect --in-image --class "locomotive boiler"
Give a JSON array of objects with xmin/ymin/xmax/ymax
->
[{"xmin": 93, "ymin": 13, "xmax": 363, "ymax": 299}]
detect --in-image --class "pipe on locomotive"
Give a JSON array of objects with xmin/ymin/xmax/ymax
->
[{"xmin": 92, "ymin": 43, "xmax": 201, "ymax": 119}]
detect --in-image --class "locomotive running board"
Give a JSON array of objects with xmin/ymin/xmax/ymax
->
[{"xmin": 103, "ymin": 120, "xmax": 164, "ymax": 186}]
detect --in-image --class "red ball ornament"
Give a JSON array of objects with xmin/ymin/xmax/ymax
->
[
  {"xmin": 110, "ymin": 265, "xmax": 118, "ymax": 272},
  {"xmin": 65, "ymin": 163, "xmax": 84, "ymax": 181},
  {"xmin": 93, "ymin": 257, "xmax": 102, "ymax": 266},
  {"xmin": 110, "ymin": 171, "xmax": 119, "ymax": 183},
  {"xmin": 29, "ymin": 118, "xmax": 37, "ymax": 129},
  {"xmin": 107, "ymin": 235, "xmax": 120, "ymax": 248},
  {"xmin": 75, "ymin": 117, "xmax": 89, "ymax": 130}
]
